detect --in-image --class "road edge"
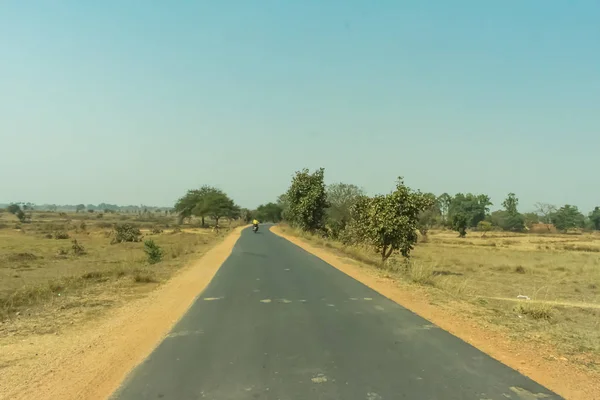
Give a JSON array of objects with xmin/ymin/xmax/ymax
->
[
  {"xmin": 5, "ymin": 226, "xmax": 246, "ymax": 400},
  {"xmin": 270, "ymin": 225, "xmax": 597, "ymax": 400}
]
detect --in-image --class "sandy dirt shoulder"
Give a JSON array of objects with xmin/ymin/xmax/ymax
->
[
  {"xmin": 270, "ymin": 226, "xmax": 600, "ymax": 400},
  {"xmin": 0, "ymin": 227, "xmax": 244, "ymax": 400}
]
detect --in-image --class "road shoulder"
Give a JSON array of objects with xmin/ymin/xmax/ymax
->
[
  {"xmin": 1, "ymin": 226, "xmax": 244, "ymax": 400},
  {"xmin": 270, "ymin": 225, "xmax": 599, "ymax": 400}
]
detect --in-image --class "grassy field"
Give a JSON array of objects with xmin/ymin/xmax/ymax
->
[
  {"xmin": 279, "ymin": 225, "xmax": 600, "ymax": 371},
  {"xmin": 0, "ymin": 210, "xmax": 240, "ymax": 337}
]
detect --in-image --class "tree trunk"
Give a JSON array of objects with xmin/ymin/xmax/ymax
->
[{"xmin": 201, "ymin": 216, "xmax": 205, "ymax": 227}]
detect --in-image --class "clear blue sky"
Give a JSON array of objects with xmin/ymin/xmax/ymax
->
[{"xmin": 1, "ymin": 1, "xmax": 599, "ymax": 212}]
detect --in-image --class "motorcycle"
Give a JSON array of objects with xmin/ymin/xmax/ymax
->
[{"xmin": 252, "ymin": 224, "xmax": 259, "ymax": 233}]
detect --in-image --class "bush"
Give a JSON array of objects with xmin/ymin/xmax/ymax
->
[
  {"xmin": 151, "ymin": 227, "xmax": 164, "ymax": 234},
  {"xmin": 71, "ymin": 239, "xmax": 86, "ymax": 255},
  {"xmin": 144, "ymin": 240, "xmax": 163, "ymax": 264},
  {"xmin": 111, "ymin": 224, "xmax": 142, "ymax": 244},
  {"xmin": 54, "ymin": 231, "xmax": 70, "ymax": 240}
]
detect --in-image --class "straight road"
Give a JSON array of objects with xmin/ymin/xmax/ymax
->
[{"xmin": 111, "ymin": 226, "xmax": 561, "ymax": 400}]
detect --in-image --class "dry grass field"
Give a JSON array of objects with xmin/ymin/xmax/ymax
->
[
  {"xmin": 0, "ymin": 210, "xmax": 241, "ymax": 339},
  {"xmin": 279, "ymin": 225, "xmax": 600, "ymax": 371}
]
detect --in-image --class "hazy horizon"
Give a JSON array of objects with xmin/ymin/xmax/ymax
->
[{"xmin": 1, "ymin": 1, "xmax": 599, "ymax": 212}]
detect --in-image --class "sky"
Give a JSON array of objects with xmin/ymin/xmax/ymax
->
[{"xmin": 1, "ymin": 1, "xmax": 599, "ymax": 212}]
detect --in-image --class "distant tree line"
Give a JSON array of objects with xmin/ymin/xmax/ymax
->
[{"xmin": 271, "ymin": 167, "xmax": 600, "ymax": 262}]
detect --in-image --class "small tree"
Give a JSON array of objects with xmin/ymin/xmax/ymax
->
[
  {"xmin": 348, "ymin": 178, "xmax": 434, "ymax": 261},
  {"xmin": 76, "ymin": 204, "xmax": 85, "ymax": 213},
  {"xmin": 7, "ymin": 204, "xmax": 21, "ymax": 214},
  {"xmin": 144, "ymin": 240, "xmax": 163, "ymax": 264},
  {"xmin": 500, "ymin": 193, "xmax": 525, "ymax": 232},
  {"xmin": 477, "ymin": 220, "xmax": 493, "ymax": 237},
  {"xmin": 589, "ymin": 207, "xmax": 600, "ymax": 231},
  {"xmin": 285, "ymin": 168, "xmax": 329, "ymax": 232}
]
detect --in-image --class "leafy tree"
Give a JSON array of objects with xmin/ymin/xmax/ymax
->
[
  {"xmin": 551, "ymin": 205, "xmax": 585, "ymax": 232},
  {"xmin": 255, "ymin": 202, "xmax": 283, "ymax": 223},
  {"xmin": 175, "ymin": 185, "xmax": 225, "ymax": 226},
  {"xmin": 477, "ymin": 220, "xmax": 493, "ymax": 237},
  {"xmin": 285, "ymin": 168, "xmax": 329, "ymax": 232},
  {"xmin": 7, "ymin": 204, "xmax": 21, "ymax": 214},
  {"xmin": 417, "ymin": 193, "xmax": 441, "ymax": 239},
  {"xmin": 199, "ymin": 190, "xmax": 238, "ymax": 226},
  {"xmin": 437, "ymin": 193, "xmax": 452, "ymax": 226},
  {"xmin": 500, "ymin": 193, "xmax": 525, "ymax": 232},
  {"xmin": 76, "ymin": 204, "xmax": 85, "ymax": 213},
  {"xmin": 589, "ymin": 207, "xmax": 600, "ymax": 231},
  {"xmin": 448, "ymin": 193, "xmax": 492, "ymax": 237},
  {"xmin": 347, "ymin": 178, "xmax": 434, "ymax": 261},
  {"xmin": 325, "ymin": 183, "xmax": 365, "ymax": 238}
]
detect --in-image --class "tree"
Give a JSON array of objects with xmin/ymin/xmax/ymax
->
[
  {"xmin": 500, "ymin": 193, "xmax": 525, "ymax": 232},
  {"xmin": 175, "ymin": 185, "xmax": 225, "ymax": 226},
  {"xmin": 325, "ymin": 183, "xmax": 365, "ymax": 238},
  {"xmin": 534, "ymin": 202, "xmax": 557, "ymax": 224},
  {"xmin": 285, "ymin": 168, "xmax": 329, "ymax": 232},
  {"xmin": 76, "ymin": 204, "xmax": 85, "ymax": 213},
  {"xmin": 417, "ymin": 193, "xmax": 440, "ymax": 239},
  {"xmin": 437, "ymin": 193, "xmax": 452, "ymax": 225},
  {"xmin": 7, "ymin": 204, "xmax": 21, "ymax": 214},
  {"xmin": 197, "ymin": 190, "xmax": 238, "ymax": 227},
  {"xmin": 448, "ymin": 193, "xmax": 492, "ymax": 236},
  {"xmin": 477, "ymin": 220, "xmax": 493, "ymax": 237},
  {"xmin": 589, "ymin": 207, "xmax": 600, "ymax": 231},
  {"xmin": 255, "ymin": 202, "xmax": 284, "ymax": 223},
  {"xmin": 347, "ymin": 178, "xmax": 434, "ymax": 261},
  {"xmin": 551, "ymin": 205, "xmax": 585, "ymax": 232}
]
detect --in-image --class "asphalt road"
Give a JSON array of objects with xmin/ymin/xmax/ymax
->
[{"xmin": 111, "ymin": 226, "xmax": 562, "ymax": 400}]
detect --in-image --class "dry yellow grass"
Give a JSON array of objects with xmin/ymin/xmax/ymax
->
[
  {"xmin": 0, "ymin": 210, "xmax": 241, "ymax": 335},
  {"xmin": 279, "ymin": 226, "xmax": 600, "ymax": 371}
]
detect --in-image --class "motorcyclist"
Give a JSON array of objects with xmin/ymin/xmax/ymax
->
[{"xmin": 252, "ymin": 219, "xmax": 259, "ymax": 228}]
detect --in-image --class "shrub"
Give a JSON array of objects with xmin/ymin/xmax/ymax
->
[
  {"xmin": 111, "ymin": 224, "xmax": 142, "ymax": 244},
  {"xmin": 71, "ymin": 239, "xmax": 86, "ymax": 255},
  {"xmin": 54, "ymin": 231, "xmax": 70, "ymax": 240},
  {"xmin": 144, "ymin": 240, "xmax": 163, "ymax": 264},
  {"xmin": 151, "ymin": 227, "xmax": 164, "ymax": 234}
]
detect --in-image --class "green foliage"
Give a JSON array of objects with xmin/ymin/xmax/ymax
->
[
  {"xmin": 144, "ymin": 240, "xmax": 163, "ymax": 264},
  {"xmin": 15, "ymin": 210, "xmax": 29, "ymax": 223},
  {"xmin": 255, "ymin": 202, "xmax": 283, "ymax": 223},
  {"xmin": 111, "ymin": 224, "xmax": 142, "ymax": 244},
  {"xmin": 325, "ymin": 183, "xmax": 365, "ymax": 239},
  {"xmin": 7, "ymin": 204, "xmax": 21, "ymax": 214},
  {"xmin": 551, "ymin": 205, "xmax": 585, "ymax": 232},
  {"xmin": 417, "ymin": 193, "xmax": 441, "ymax": 238},
  {"xmin": 437, "ymin": 193, "xmax": 452, "ymax": 225},
  {"xmin": 347, "ymin": 178, "xmax": 434, "ymax": 261},
  {"xmin": 285, "ymin": 168, "xmax": 329, "ymax": 232},
  {"xmin": 523, "ymin": 212, "xmax": 540, "ymax": 229},
  {"xmin": 54, "ymin": 231, "xmax": 70, "ymax": 240},
  {"xmin": 175, "ymin": 186, "xmax": 239, "ymax": 226},
  {"xmin": 498, "ymin": 193, "xmax": 525, "ymax": 232},
  {"xmin": 589, "ymin": 207, "xmax": 600, "ymax": 231},
  {"xmin": 76, "ymin": 204, "xmax": 85, "ymax": 213},
  {"xmin": 477, "ymin": 220, "xmax": 493, "ymax": 235},
  {"xmin": 449, "ymin": 193, "xmax": 492, "ymax": 236}
]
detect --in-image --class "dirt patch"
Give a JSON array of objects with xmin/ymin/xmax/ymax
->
[
  {"xmin": 0, "ymin": 226, "xmax": 244, "ymax": 400},
  {"xmin": 270, "ymin": 226, "xmax": 600, "ymax": 400}
]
